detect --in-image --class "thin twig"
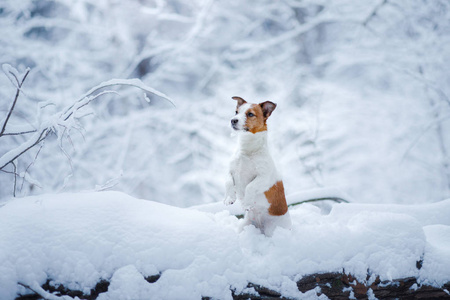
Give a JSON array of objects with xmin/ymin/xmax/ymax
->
[
  {"xmin": 62, "ymin": 90, "xmax": 119, "ymax": 121},
  {"xmin": 7, "ymin": 70, "xmax": 20, "ymax": 87},
  {"xmin": 56, "ymin": 126, "xmax": 75, "ymax": 175},
  {"xmin": 362, "ymin": 0, "xmax": 388, "ymax": 27},
  {"xmin": 0, "ymin": 128, "xmax": 50, "ymax": 170},
  {"xmin": 299, "ymin": 152, "xmax": 323, "ymax": 187},
  {"xmin": 0, "ymin": 69, "xmax": 30, "ymax": 137},
  {"xmin": 0, "ymin": 168, "xmax": 18, "ymax": 176},
  {"xmin": 390, "ymin": 64, "xmax": 450, "ymax": 106},
  {"xmin": 20, "ymin": 141, "xmax": 45, "ymax": 194},
  {"xmin": 2, "ymin": 130, "xmax": 37, "ymax": 136},
  {"xmin": 12, "ymin": 161, "xmax": 17, "ymax": 197},
  {"xmin": 234, "ymin": 197, "xmax": 349, "ymax": 219},
  {"xmin": 288, "ymin": 197, "xmax": 349, "ymax": 207},
  {"xmin": 401, "ymin": 113, "xmax": 450, "ymax": 164}
]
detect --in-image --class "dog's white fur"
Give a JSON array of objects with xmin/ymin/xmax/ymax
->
[{"xmin": 224, "ymin": 98, "xmax": 291, "ymax": 236}]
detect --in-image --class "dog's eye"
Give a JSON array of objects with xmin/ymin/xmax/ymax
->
[
  {"xmin": 235, "ymin": 111, "xmax": 238, "ymax": 115},
  {"xmin": 247, "ymin": 112, "xmax": 255, "ymax": 117}
]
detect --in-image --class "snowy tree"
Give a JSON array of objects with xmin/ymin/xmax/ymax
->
[{"xmin": 1, "ymin": 0, "xmax": 449, "ymax": 205}]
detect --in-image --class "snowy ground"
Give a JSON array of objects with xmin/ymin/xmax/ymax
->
[{"xmin": 1, "ymin": 191, "xmax": 449, "ymax": 299}]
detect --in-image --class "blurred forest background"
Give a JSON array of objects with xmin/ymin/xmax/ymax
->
[{"xmin": 1, "ymin": 0, "xmax": 449, "ymax": 206}]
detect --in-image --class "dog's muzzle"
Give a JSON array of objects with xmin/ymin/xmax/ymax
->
[{"xmin": 231, "ymin": 118, "xmax": 239, "ymax": 130}]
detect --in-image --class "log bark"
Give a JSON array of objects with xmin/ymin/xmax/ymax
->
[
  {"xmin": 296, "ymin": 272, "xmax": 450, "ymax": 300},
  {"xmin": 16, "ymin": 272, "xmax": 450, "ymax": 300}
]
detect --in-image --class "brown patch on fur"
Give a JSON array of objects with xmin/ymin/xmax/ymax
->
[
  {"xmin": 245, "ymin": 104, "xmax": 267, "ymax": 134},
  {"xmin": 265, "ymin": 181, "xmax": 288, "ymax": 216}
]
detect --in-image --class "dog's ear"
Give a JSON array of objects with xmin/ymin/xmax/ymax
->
[
  {"xmin": 232, "ymin": 96, "xmax": 247, "ymax": 108},
  {"xmin": 260, "ymin": 101, "xmax": 277, "ymax": 119}
]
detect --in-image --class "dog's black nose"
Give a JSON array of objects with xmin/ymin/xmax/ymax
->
[{"xmin": 231, "ymin": 119, "xmax": 238, "ymax": 125}]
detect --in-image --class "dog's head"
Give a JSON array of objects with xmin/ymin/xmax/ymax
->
[{"xmin": 230, "ymin": 96, "xmax": 277, "ymax": 134}]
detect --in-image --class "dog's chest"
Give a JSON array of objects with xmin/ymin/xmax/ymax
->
[{"xmin": 230, "ymin": 155, "xmax": 257, "ymax": 195}]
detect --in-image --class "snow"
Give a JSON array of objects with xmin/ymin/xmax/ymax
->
[
  {"xmin": 421, "ymin": 225, "xmax": 450, "ymax": 286},
  {"xmin": 1, "ymin": 191, "xmax": 449, "ymax": 299}
]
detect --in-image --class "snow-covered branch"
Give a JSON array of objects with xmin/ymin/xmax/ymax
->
[
  {"xmin": 0, "ymin": 65, "xmax": 174, "ymax": 196},
  {"xmin": 0, "ymin": 128, "xmax": 50, "ymax": 170}
]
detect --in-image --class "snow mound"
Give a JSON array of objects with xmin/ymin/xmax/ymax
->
[{"xmin": 0, "ymin": 191, "xmax": 449, "ymax": 299}]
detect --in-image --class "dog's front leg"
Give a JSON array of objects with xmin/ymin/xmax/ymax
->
[
  {"xmin": 224, "ymin": 172, "xmax": 236, "ymax": 205},
  {"xmin": 243, "ymin": 176, "xmax": 269, "ymax": 207}
]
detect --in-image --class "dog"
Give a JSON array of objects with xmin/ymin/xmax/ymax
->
[{"xmin": 224, "ymin": 96, "xmax": 291, "ymax": 236}]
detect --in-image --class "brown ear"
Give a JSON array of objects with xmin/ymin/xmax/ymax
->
[
  {"xmin": 232, "ymin": 96, "xmax": 247, "ymax": 108},
  {"xmin": 259, "ymin": 101, "xmax": 277, "ymax": 119}
]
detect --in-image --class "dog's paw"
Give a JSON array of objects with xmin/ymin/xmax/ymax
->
[{"xmin": 223, "ymin": 196, "xmax": 236, "ymax": 206}]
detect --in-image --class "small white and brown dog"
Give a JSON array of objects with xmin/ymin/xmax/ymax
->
[{"xmin": 224, "ymin": 96, "xmax": 291, "ymax": 236}]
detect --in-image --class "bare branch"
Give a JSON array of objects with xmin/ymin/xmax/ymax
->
[
  {"xmin": 12, "ymin": 161, "xmax": 17, "ymax": 197},
  {"xmin": 2, "ymin": 130, "xmax": 37, "ymax": 136},
  {"xmin": 226, "ymin": 14, "xmax": 364, "ymax": 61},
  {"xmin": 390, "ymin": 64, "xmax": 450, "ymax": 107},
  {"xmin": 58, "ymin": 126, "xmax": 74, "ymax": 174},
  {"xmin": 0, "ymin": 128, "xmax": 50, "ymax": 170},
  {"xmin": 9, "ymin": 72, "xmax": 20, "ymax": 87},
  {"xmin": 362, "ymin": 0, "xmax": 388, "ymax": 27},
  {"xmin": 288, "ymin": 197, "xmax": 349, "ymax": 207},
  {"xmin": 0, "ymin": 68, "xmax": 30, "ymax": 137},
  {"xmin": 0, "ymin": 168, "xmax": 18, "ymax": 176},
  {"xmin": 401, "ymin": 113, "xmax": 450, "ymax": 164},
  {"xmin": 20, "ymin": 142, "xmax": 45, "ymax": 194}
]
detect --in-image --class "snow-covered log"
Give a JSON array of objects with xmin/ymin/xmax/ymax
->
[{"xmin": 1, "ymin": 191, "xmax": 449, "ymax": 299}]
